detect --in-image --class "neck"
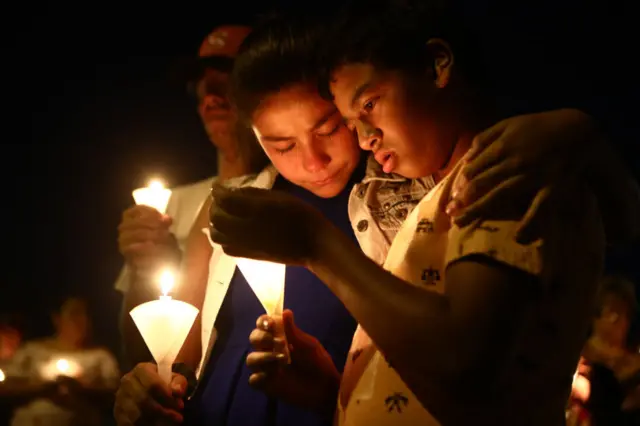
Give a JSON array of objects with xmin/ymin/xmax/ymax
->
[
  {"xmin": 433, "ymin": 97, "xmax": 500, "ymax": 183},
  {"xmin": 55, "ymin": 334, "xmax": 83, "ymax": 350},
  {"xmin": 217, "ymin": 149, "xmax": 250, "ymax": 181}
]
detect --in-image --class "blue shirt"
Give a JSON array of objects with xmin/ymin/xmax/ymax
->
[{"xmin": 187, "ymin": 164, "xmax": 365, "ymax": 426}]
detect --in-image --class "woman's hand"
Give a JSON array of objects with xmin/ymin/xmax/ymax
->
[{"xmin": 246, "ymin": 310, "xmax": 341, "ymax": 410}]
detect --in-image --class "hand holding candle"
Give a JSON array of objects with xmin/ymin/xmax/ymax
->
[
  {"xmin": 130, "ymin": 269, "xmax": 199, "ymax": 383},
  {"xmin": 132, "ymin": 179, "xmax": 172, "ymax": 214},
  {"xmin": 236, "ymin": 258, "xmax": 290, "ymax": 363}
]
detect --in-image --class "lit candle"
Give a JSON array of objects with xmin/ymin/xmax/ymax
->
[
  {"xmin": 132, "ymin": 179, "xmax": 172, "ymax": 214},
  {"xmin": 39, "ymin": 357, "xmax": 82, "ymax": 381},
  {"xmin": 235, "ymin": 258, "xmax": 290, "ymax": 362},
  {"xmin": 0, "ymin": 368, "xmax": 5, "ymax": 382},
  {"xmin": 130, "ymin": 268, "xmax": 199, "ymax": 383}
]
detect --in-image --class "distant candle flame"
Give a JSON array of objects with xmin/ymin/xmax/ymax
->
[
  {"xmin": 159, "ymin": 269, "xmax": 175, "ymax": 296},
  {"xmin": 0, "ymin": 368, "xmax": 5, "ymax": 382},
  {"xmin": 56, "ymin": 359, "xmax": 70, "ymax": 374}
]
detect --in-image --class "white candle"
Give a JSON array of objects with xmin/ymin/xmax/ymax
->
[
  {"xmin": 130, "ymin": 269, "xmax": 199, "ymax": 384},
  {"xmin": 235, "ymin": 258, "xmax": 290, "ymax": 362},
  {"xmin": 132, "ymin": 179, "xmax": 172, "ymax": 214}
]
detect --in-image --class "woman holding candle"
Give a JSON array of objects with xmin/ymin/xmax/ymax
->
[
  {"xmin": 208, "ymin": 4, "xmax": 640, "ymax": 426},
  {"xmin": 2, "ymin": 297, "xmax": 119, "ymax": 426}
]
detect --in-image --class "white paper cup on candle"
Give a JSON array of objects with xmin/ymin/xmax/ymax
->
[
  {"xmin": 132, "ymin": 179, "xmax": 172, "ymax": 214},
  {"xmin": 130, "ymin": 269, "xmax": 199, "ymax": 384},
  {"xmin": 236, "ymin": 258, "xmax": 290, "ymax": 363}
]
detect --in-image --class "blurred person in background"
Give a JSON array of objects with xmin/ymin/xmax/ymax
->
[
  {"xmin": 568, "ymin": 275, "xmax": 640, "ymax": 425},
  {"xmin": 1, "ymin": 312, "xmax": 25, "ymax": 424},
  {"xmin": 115, "ymin": 24, "xmax": 269, "ymax": 366},
  {"xmin": 0, "ymin": 296, "xmax": 119, "ymax": 426},
  {"xmin": 0, "ymin": 313, "xmax": 24, "ymax": 362}
]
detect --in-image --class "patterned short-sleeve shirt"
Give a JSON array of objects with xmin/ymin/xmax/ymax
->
[{"xmin": 337, "ymin": 161, "xmax": 605, "ymax": 426}]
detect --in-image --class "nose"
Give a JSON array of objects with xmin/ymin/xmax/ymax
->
[
  {"xmin": 355, "ymin": 120, "xmax": 382, "ymax": 151},
  {"xmin": 199, "ymin": 93, "xmax": 229, "ymax": 115},
  {"xmin": 301, "ymin": 139, "xmax": 331, "ymax": 173}
]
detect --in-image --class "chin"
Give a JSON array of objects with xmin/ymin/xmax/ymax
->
[{"xmin": 308, "ymin": 180, "xmax": 349, "ymax": 198}]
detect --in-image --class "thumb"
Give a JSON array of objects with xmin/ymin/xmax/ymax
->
[
  {"xmin": 282, "ymin": 309, "xmax": 298, "ymax": 341},
  {"xmin": 465, "ymin": 120, "xmax": 506, "ymax": 163},
  {"xmin": 170, "ymin": 373, "xmax": 188, "ymax": 398},
  {"xmin": 282, "ymin": 309, "xmax": 317, "ymax": 352}
]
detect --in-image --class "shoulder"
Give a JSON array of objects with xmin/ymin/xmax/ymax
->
[{"xmin": 447, "ymin": 180, "xmax": 604, "ymax": 280}]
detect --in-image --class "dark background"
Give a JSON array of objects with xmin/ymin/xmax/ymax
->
[{"xmin": 4, "ymin": 1, "xmax": 639, "ymax": 357}]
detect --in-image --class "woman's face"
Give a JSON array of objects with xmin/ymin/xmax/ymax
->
[{"xmin": 251, "ymin": 84, "xmax": 361, "ymax": 198}]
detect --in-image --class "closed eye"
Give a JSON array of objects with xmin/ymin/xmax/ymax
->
[{"xmin": 274, "ymin": 144, "xmax": 295, "ymax": 155}]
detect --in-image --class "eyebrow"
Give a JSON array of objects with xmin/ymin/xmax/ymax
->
[
  {"xmin": 260, "ymin": 108, "xmax": 339, "ymax": 142},
  {"xmin": 350, "ymin": 81, "xmax": 372, "ymax": 108}
]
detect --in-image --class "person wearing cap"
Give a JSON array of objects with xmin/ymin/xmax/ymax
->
[{"xmin": 114, "ymin": 25, "xmax": 268, "ymax": 367}]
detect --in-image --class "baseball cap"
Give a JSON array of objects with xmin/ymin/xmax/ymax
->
[{"xmin": 176, "ymin": 25, "xmax": 252, "ymax": 84}]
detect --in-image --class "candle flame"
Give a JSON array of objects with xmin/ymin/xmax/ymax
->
[
  {"xmin": 0, "ymin": 368, "xmax": 5, "ymax": 382},
  {"xmin": 56, "ymin": 358, "xmax": 70, "ymax": 373},
  {"xmin": 149, "ymin": 179, "xmax": 165, "ymax": 190},
  {"xmin": 159, "ymin": 269, "xmax": 175, "ymax": 296}
]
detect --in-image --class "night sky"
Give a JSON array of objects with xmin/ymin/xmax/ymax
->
[{"xmin": 6, "ymin": 1, "xmax": 639, "ymax": 356}]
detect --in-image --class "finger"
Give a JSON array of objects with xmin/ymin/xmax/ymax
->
[
  {"xmin": 462, "ymin": 135, "xmax": 510, "ymax": 182},
  {"xmin": 122, "ymin": 205, "xmax": 165, "ymax": 222},
  {"xmin": 119, "ymin": 229, "xmax": 172, "ymax": 248},
  {"xmin": 464, "ymin": 122, "xmax": 506, "ymax": 163},
  {"xmin": 120, "ymin": 371, "xmax": 181, "ymax": 422},
  {"xmin": 246, "ymin": 352, "xmax": 288, "ymax": 369},
  {"xmin": 248, "ymin": 371, "xmax": 271, "ymax": 390},
  {"xmin": 249, "ymin": 328, "xmax": 278, "ymax": 351},
  {"xmin": 282, "ymin": 310, "xmax": 297, "ymax": 341},
  {"xmin": 515, "ymin": 186, "xmax": 554, "ymax": 244},
  {"xmin": 256, "ymin": 314, "xmax": 274, "ymax": 332},
  {"xmin": 453, "ymin": 175, "xmax": 528, "ymax": 227},
  {"xmin": 170, "ymin": 373, "xmax": 188, "ymax": 399},
  {"xmin": 134, "ymin": 364, "xmax": 178, "ymax": 410},
  {"xmin": 211, "ymin": 185, "xmax": 249, "ymax": 217},
  {"xmin": 455, "ymin": 158, "xmax": 523, "ymax": 207}
]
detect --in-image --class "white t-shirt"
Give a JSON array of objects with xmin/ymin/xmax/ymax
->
[
  {"xmin": 115, "ymin": 177, "xmax": 216, "ymax": 293},
  {"xmin": 5, "ymin": 340, "xmax": 120, "ymax": 426}
]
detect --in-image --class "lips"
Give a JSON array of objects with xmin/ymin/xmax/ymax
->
[
  {"xmin": 374, "ymin": 151, "xmax": 397, "ymax": 174},
  {"xmin": 312, "ymin": 168, "xmax": 342, "ymax": 186}
]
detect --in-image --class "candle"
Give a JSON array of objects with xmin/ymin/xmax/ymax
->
[
  {"xmin": 0, "ymin": 368, "xmax": 5, "ymax": 382},
  {"xmin": 235, "ymin": 258, "xmax": 290, "ymax": 363},
  {"xmin": 132, "ymin": 179, "xmax": 172, "ymax": 214},
  {"xmin": 130, "ymin": 268, "xmax": 199, "ymax": 383}
]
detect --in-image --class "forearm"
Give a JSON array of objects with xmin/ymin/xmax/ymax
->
[
  {"xmin": 308, "ymin": 226, "xmax": 457, "ymax": 388},
  {"xmin": 0, "ymin": 380, "xmax": 48, "ymax": 405}
]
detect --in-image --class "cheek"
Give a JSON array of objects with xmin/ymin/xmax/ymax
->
[{"xmin": 328, "ymin": 130, "xmax": 359, "ymax": 162}]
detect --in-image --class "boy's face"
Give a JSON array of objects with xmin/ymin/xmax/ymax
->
[{"xmin": 329, "ymin": 40, "xmax": 460, "ymax": 179}]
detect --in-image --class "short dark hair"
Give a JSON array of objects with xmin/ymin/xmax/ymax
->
[
  {"xmin": 229, "ymin": 13, "xmax": 327, "ymax": 124},
  {"xmin": 319, "ymin": 0, "xmax": 484, "ymax": 99}
]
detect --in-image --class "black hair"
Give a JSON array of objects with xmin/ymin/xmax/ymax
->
[
  {"xmin": 229, "ymin": 13, "xmax": 327, "ymax": 124},
  {"xmin": 318, "ymin": 0, "xmax": 485, "ymax": 99}
]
